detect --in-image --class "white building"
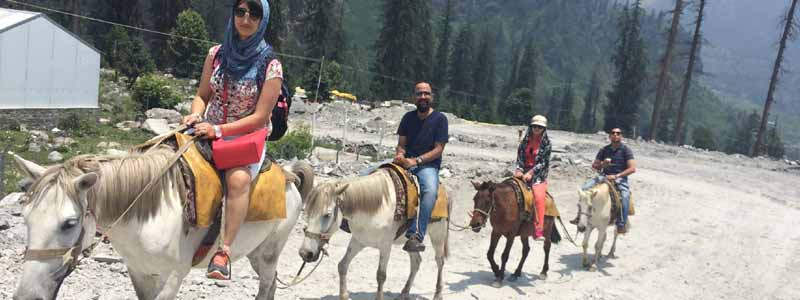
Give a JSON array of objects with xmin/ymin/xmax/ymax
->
[{"xmin": 0, "ymin": 8, "xmax": 100, "ymax": 109}]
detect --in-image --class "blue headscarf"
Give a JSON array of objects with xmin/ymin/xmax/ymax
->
[{"xmin": 219, "ymin": 0, "xmax": 273, "ymax": 80}]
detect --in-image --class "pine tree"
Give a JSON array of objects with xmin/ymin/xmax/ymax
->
[
  {"xmin": 605, "ymin": 0, "xmax": 647, "ymax": 134},
  {"xmin": 472, "ymin": 29, "xmax": 497, "ymax": 121},
  {"xmin": 648, "ymin": 0, "xmax": 684, "ymax": 141},
  {"xmin": 103, "ymin": 26, "xmax": 154, "ymax": 84},
  {"xmin": 726, "ymin": 111, "xmax": 760, "ymax": 155},
  {"xmin": 167, "ymin": 9, "xmax": 211, "ymax": 79},
  {"xmin": 691, "ymin": 126, "xmax": 717, "ymax": 151},
  {"xmin": 753, "ymin": 0, "xmax": 799, "ymax": 156},
  {"xmin": 448, "ymin": 24, "xmax": 475, "ymax": 116},
  {"xmin": 766, "ymin": 122, "xmax": 785, "ymax": 159},
  {"xmin": 303, "ymin": 0, "xmax": 337, "ymax": 60},
  {"xmin": 546, "ymin": 87, "xmax": 562, "ymax": 128},
  {"xmin": 432, "ymin": 0, "xmax": 454, "ymax": 89},
  {"xmin": 266, "ymin": 0, "xmax": 289, "ymax": 52},
  {"xmin": 560, "ymin": 81, "xmax": 577, "ymax": 131},
  {"xmin": 372, "ymin": 0, "xmax": 433, "ymax": 100},
  {"xmin": 502, "ymin": 88, "xmax": 535, "ymax": 125},
  {"xmin": 674, "ymin": 0, "xmax": 706, "ymax": 145},
  {"xmin": 515, "ymin": 40, "xmax": 539, "ymax": 95},
  {"xmin": 580, "ymin": 71, "xmax": 602, "ymax": 133}
]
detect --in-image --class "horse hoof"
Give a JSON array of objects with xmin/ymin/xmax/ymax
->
[
  {"xmin": 398, "ymin": 294, "xmax": 411, "ymax": 300},
  {"xmin": 339, "ymin": 293, "xmax": 350, "ymax": 300},
  {"xmin": 508, "ymin": 274, "xmax": 520, "ymax": 282},
  {"xmin": 608, "ymin": 252, "xmax": 617, "ymax": 259},
  {"xmin": 538, "ymin": 273, "xmax": 548, "ymax": 280},
  {"xmin": 588, "ymin": 266, "xmax": 597, "ymax": 272},
  {"xmin": 491, "ymin": 280, "xmax": 503, "ymax": 288}
]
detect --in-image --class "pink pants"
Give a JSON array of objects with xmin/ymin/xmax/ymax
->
[{"xmin": 531, "ymin": 182, "xmax": 548, "ymax": 232}]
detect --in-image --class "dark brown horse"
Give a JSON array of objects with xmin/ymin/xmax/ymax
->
[{"xmin": 469, "ymin": 180, "xmax": 561, "ymax": 287}]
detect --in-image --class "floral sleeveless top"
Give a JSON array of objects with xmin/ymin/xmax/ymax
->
[{"xmin": 206, "ymin": 45, "xmax": 283, "ymax": 126}]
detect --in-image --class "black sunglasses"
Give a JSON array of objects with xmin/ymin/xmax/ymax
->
[
  {"xmin": 531, "ymin": 125, "xmax": 545, "ymax": 130},
  {"xmin": 610, "ymin": 131, "xmax": 622, "ymax": 135},
  {"xmin": 234, "ymin": 7, "xmax": 262, "ymax": 20}
]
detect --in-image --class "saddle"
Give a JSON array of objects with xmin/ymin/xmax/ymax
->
[
  {"xmin": 506, "ymin": 177, "xmax": 560, "ymax": 218},
  {"xmin": 378, "ymin": 163, "xmax": 448, "ymax": 221},
  {"xmin": 602, "ymin": 180, "xmax": 635, "ymax": 225},
  {"xmin": 174, "ymin": 133, "xmax": 288, "ymax": 228}
]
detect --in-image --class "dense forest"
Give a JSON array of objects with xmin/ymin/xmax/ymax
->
[{"xmin": 1, "ymin": 0, "xmax": 791, "ymax": 159}]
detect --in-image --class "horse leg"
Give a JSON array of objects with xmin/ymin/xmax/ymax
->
[
  {"xmin": 592, "ymin": 228, "xmax": 607, "ymax": 272},
  {"xmin": 427, "ymin": 221, "xmax": 448, "ymax": 300},
  {"xmin": 510, "ymin": 235, "xmax": 530, "ymax": 282},
  {"xmin": 496, "ymin": 235, "xmax": 515, "ymax": 287},
  {"xmin": 248, "ymin": 235, "xmax": 289, "ymax": 300},
  {"xmin": 582, "ymin": 227, "xmax": 592, "ymax": 270},
  {"xmin": 540, "ymin": 218, "xmax": 554, "ymax": 279},
  {"xmin": 487, "ymin": 232, "xmax": 502, "ymax": 287},
  {"xmin": 128, "ymin": 267, "xmax": 158, "ymax": 300},
  {"xmin": 400, "ymin": 251, "xmax": 422, "ymax": 300},
  {"xmin": 375, "ymin": 245, "xmax": 392, "ymax": 300},
  {"xmin": 152, "ymin": 270, "xmax": 189, "ymax": 300},
  {"xmin": 608, "ymin": 229, "xmax": 619, "ymax": 259},
  {"xmin": 338, "ymin": 238, "xmax": 365, "ymax": 300}
]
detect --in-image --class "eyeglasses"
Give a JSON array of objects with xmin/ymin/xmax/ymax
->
[
  {"xmin": 415, "ymin": 91, "xmax": 432, "ymax": 97},
  {"xmin": 234, "ymin": 7, "xmax": 262, "ymax": 21},
  {"xmin": 610, "ymin": 131, "xmax": 622, "ymax": 136}
]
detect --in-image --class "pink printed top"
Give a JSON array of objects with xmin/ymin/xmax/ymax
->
[{"xmin": 205, "ymin": 45, "xmax": 283, "ymax": 126}]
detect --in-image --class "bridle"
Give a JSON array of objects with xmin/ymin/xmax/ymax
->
[
  {"xmin": 22, "ymin": 202, "xmax": 98, "ymax": 276},
  {"xmin": 470, "ymin": 189, "xmax": 496, "ymax": 229},
  {"xmin": 303, "ymin": 198, "xmax": 341, "ymax": 249}
]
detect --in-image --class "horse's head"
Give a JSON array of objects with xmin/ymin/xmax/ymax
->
[
  {"xmin": 576, "ymin": 188, "xmax": 597, "ymax": 233},
  {"xmin": 12, "ymin": 155, "xmax": 98, "ymax": 300},
  {"xmin": 299, "ymin": 181, "xmax": 348, "ymax": 263},
  {"xmin": 469, "ymin": 180, "xmax": 496, "ymax": 233}
]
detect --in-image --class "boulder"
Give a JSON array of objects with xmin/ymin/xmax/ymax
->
[
  {"xmin": 53, "ymin": 137, "xmax": 77, "ymax": 149},
  {"xmin": 145, "ymin": 108, "xmax": 182, "ymax": 124},
  {"xmin": 0, "ymin": 193, "xmax": 24, "ymax": 207},
  {"xmin": 142, "ymin": 119, "xmax": 171, "ymax": 135},
  {"xmin": 115, "ymin": 121, "xmax": 141, "ymax": 130},
  {"xmin": 48, "ymin": 151, "xmax": 64, "ymax": 162},
  {"xmin": 27, "ymin": 142, "xmax": 42, "ymax": 153},
  {"xmin": 98, "ymin": 118, "xmax": 111, "ymax": 125}
]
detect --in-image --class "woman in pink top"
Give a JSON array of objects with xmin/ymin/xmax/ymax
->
[{"xmin": 181, "ymin": 0, "xmax": 282, "ymax": 280}]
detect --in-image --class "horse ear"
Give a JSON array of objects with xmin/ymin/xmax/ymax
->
[
  {"xmin": 471, "ymin": 180, "xmax": 481, "ymax": 190},
  {"xmin": 13, "ymin": 154, "xmax": 46, "ymax": 180},
  {"xmin": 590, "ymin": 189, "xmax": 599, "ymax": 198},
  {"xmin": 73, "ymin": 173, "xmax": 98, "ymax": 192},
  {"xmin": 334, "ymin": 183, "xmax": 349, "ymax": 195}
]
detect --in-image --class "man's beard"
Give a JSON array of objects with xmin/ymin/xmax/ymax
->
[{"xmin": 416, "ymin": 101, "xmax": 431, "ymax": 113}]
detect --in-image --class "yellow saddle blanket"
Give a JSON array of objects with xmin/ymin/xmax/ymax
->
[
  {"xmin": 176, "ymin": 133, "xmax": 286, "ymax": 227},
  {"xmin": 379, "ymin": 163, "xmax": 448, "ymax": 220},
  {"xmin": 507, "ymin": 177, "xmax": 560, "ymax": 217}
]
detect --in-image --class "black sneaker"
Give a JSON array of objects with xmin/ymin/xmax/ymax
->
[{"xmin": 403, "ymin": 236, "xmax": 425, "ymax": 252}]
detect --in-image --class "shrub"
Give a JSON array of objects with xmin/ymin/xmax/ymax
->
[
  {"xmin": 132, "ymin": 74, "xmax": 182, "ymax": 111},
  {"xmin": 58, "ymin": 111, "xmax": 98, "ymax": 137},
  {"xmin": 691, "ymin": 126, "xmax": 717, "ymax": 151},
  {"xmin": 268, "ymin": 125, "xmax": 313, "ymax": 160}
]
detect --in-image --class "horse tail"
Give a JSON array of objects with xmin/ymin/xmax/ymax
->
[
  {"xmin": 289, "ymin": 160, "xmax": 315, "ymax": 202},
  {"xmin": 550, "ymin": 217, "xmax": 562, "ymax": 244}
]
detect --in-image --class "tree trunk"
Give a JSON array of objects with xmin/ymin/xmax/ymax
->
[
  {"xmin": 752, "ymin": 0, "xmax": 799, "ymax": 156},
  {"xmin": 648, "ymin": 0, "xmax": 684, "ymax": 141},
  {"xmin": 69, "ymin": 0, "xmax": 79, "ymax": 34},
  {"xmin": 673, "ymin": 0, "xmax": 706, "ymax": 145}
]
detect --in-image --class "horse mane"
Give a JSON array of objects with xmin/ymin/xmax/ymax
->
[
  {"xmin": 26, "ymin": 146, "xmax": 183, "ymax": 225},
  {"xmin": 305, "ymin": 169, "xmax": 391, "ymax": 216}
]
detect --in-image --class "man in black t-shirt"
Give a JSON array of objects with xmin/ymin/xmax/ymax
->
[
  {"xmin": 580, "ymin": 127, "xmax": 637, "ymax": 234},
  {"xmin": 394, "ymin": 82, "xmax": 449, "ymax": 252}
]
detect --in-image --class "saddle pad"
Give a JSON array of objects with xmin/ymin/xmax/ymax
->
[
  {"xmin": 379, "ymin": 163, "xmax": 448, "ymax": 221},
  {"xmin": 545, "ymin": 192, "xmax": 559, "ymax": 217},
  {"xmin": 603, "ymin": 181, "xmax": 634, "ymax": 224},
  {"xmin": 246, "ymin": 162, "xmax": 287, "ymax": 222},
  {"xmin": 176, "ymin": 133, "xmax": 223, "ymax": 228},
  {"xmin": 508, "ymin": 178, "xmax": 534, "ymax": 215}
]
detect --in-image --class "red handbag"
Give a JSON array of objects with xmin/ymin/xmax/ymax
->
[{"xmin": 211, "ymin": 77, "xmax": 269, "ymax": 170}]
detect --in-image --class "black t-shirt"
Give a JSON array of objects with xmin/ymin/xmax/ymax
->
[
  {"xmin": 595, "ymin": 143, "xmax": 634, "ymax": 176},
  {"xmin": 397, "ymin": 110, "xmax": 449, "ymax": 168}
]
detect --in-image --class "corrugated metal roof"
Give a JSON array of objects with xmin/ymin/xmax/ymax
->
[{"xmin": 0, "ymin": 8, "xmax": 40, "ymax": 33}]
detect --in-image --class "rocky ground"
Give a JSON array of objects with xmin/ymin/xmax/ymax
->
[{"xmin": 2, "ymin": 100, "xmax": 800, "ymax": 299}]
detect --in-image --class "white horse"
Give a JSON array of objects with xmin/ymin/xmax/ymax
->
[
  {"xmin": 12, "ymin": 147, "xmax": 313, "ymax": 300},
  {"xmin": 576, "ymin": 184, "xmax": 624, "ymax": 271},
  {"xmin": 298, "ymin": 169, "xmax": 450, "ymax": 300}
]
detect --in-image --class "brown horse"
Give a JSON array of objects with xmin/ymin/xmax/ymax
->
[{"xmin": 469, "ymin": 180, "xmax": 561, "ymax": 287}]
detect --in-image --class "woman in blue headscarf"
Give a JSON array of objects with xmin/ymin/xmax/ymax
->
[{"xmin": 181, "ymin": 0, "xmax": 282, "ymax": 280}]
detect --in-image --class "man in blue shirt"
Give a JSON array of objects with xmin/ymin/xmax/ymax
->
[
  {"xmin": 580, "ymin": 127, "xmax": 637, "ymax": 234},
  {"xmin": 394, "ymin": 82, "xmax": 449, "ymax": 252}
]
